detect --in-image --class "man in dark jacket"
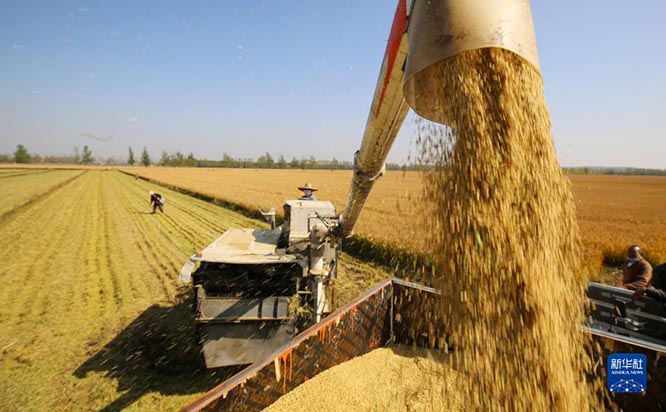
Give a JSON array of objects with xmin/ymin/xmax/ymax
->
[
  {"xmin": 149, "ymin": 191, "xmax": 164, "ymax": 214},
  {"xmin": 632, "ymin": 263, "xmax": 666, "ymax": 300},
  {"xmin": 622, "ymin": 245, "xmax": 652, "ymax": 290}
]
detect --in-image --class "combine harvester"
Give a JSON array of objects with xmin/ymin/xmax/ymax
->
[{"xmin": 179, "ymin": 0, "xmax": 666, "ymax": 410}]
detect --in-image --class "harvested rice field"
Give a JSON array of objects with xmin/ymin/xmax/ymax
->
[{"xmin": 0, "ymin": 169, "xmax": 389, "ymax": 412}]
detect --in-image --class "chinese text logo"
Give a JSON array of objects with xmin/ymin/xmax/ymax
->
[{"xmin": 607, "ymin": 353, "xmax": 647, "ymax": 394}]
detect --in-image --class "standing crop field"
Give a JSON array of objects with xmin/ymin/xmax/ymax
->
[
  {"xmin": 571, "ymin": 175, "xmax": 666, "ymax": 268},
  {"xmin": 0, "ymin": 170, "xmax": 388, "ymax": 411},
  {"xmin": 125, "ymin": 167, "xmax": 666, "ymax": 275}
]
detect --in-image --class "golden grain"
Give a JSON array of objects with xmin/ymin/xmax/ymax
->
[{"xmin": 417, "ymin": 48, "xmax": 600, "ymax": 411}]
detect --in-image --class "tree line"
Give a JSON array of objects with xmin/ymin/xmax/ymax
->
[
  {"xmin": 8, "ymin": 144, "xmax": 666, "ymax": 174},
  {"xmin": 6, "ymin": 144, "xmax": 97, "ymax": 165},
  {"xmin": 1, "ymin": 144, "xmax": 412, "ymax": 170},
  {"xmin": 563, "ymin": 167, "xmax": 666, "ymax": 176}
]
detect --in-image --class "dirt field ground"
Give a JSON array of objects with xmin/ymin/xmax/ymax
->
[
  {"xmin": 0, "ymin": 169, "xmax": 388, "ymax": 411},
  {"xmin": 123, "ymin": 167, "xmax": 666, "ymax": 276}
]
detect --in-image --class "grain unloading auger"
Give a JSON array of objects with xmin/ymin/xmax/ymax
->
[
  {"xmin": 179, "ymin": 1, "xmax": 666, "ymax": 410},
  {"xmin": 340, "ymin": 0, "xmax": 539, "ymax": 236},
  {"xmin": 343, "ymin": 0, "xmax": 666, "ymax": 373}
]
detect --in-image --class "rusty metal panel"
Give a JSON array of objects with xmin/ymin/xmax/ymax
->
[{"xmin": 181, "ymin": 279, "xmax": 394, "ymax": 412}]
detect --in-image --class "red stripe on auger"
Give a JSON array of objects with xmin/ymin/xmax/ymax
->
[{"xmin": 375, "ymin": 0, "xmax": 407, "ymax": 117}]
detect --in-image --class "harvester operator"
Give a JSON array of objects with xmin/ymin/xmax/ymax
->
[
  {"xmin": 275, "ymin": 183, "xmax": 319, "ymax": 249},
  {"xmin": 622, "ymin": 245, "xmax": 653, "ymax": 291},
  {"xmin": 149, "ymin": 191, "xmax": 165, "ymax": 214},
  {"xmin": 298, "ymin": 183, "xmax": 317, "ymax": 201}
]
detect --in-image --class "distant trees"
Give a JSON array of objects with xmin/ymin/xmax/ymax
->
[
  {"xmin": 81, "ymin": 145, "xmax": 94, "ymax": 165},
  {"xmin": 103, "ymin": 156, "xmax": 122, "ymax": 165},
  {"xmin": 141, "ymin": 147, "xmax": 151, "ymax": 166},
  {"xmin": 564, "ymin": 167, "xmax": 666, "ymax": 176},
  {"xmin": 159, "ymin": 151, "xmax": 198, "ymax": 167},
  {"xmin": 256, "ymin": 152, "xmax": 274, "ymax": 168},
  {"xmin": 14, "ymin": 144, "xmax": 31, "ymax": 163},
  {"xmin": 159, "ymin": 151, "xmax": 170, "ymax": 166},
  {"xmin": 196, "ymin": 153, "xmax": 359, "ymax": 170},
  {"xmin": 221, "ymin": 153, "xmax": 236, "ymax": 168},
  {"xmin": 277, "ymin": 154, "xmax": 287, "ymax": 169},
  {"xmin": 128, "ymin": 147, "xmax": 135, "ymax": 165},
  {"xmin": 186, "ymin": 153, "xmax": 197, "ymax": 166},
  {"xmin": 0, "ymin": 146, "xmax": 415, "ymax": 170}
]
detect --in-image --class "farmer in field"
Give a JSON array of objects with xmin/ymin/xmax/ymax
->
[
  {"xmin": 149, "ymin": 191, "xmax": 165, "ymax": 214},
  {"xmin": 298, "ymin": 183, "xmax": 317, "ymax": 201},
  {"xmin": 622, "ymin": 245, "xmax": 652, "ymax": 290}
]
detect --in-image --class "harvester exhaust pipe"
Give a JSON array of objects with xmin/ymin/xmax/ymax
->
[{"xmin": 339, "ymin": 0, "xmax": 540, "ymax": 237}]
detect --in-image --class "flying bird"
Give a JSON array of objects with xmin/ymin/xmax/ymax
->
[{"xmin": 81, "ymin": 132, "xmax": 112, "ymax": 142}]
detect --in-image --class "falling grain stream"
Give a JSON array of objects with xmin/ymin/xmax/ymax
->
[{"xmin": 416, "ymin": 48, "xmax": 601, "ymax": 411}]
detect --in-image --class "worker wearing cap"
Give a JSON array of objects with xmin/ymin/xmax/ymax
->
[
  {"xmin": 298, "ymin": 183, "xmax": 318, "ymax": 201},
  {"xmin": 149, "ymin": 190, "xmax": 164, "ymax": 214},
  {"xmin": 622, "ymin": 245, "xmax": 652, "ymax": 290}
]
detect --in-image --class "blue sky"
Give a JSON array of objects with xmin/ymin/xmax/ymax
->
[{"xmin": 1, "ymin": 1, "xmax": 664, "ymax": 167}]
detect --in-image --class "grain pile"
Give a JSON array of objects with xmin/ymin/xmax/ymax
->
[
  {"xmin": 415, "ymin": 48, "xmax": 601, "ymax": 411},
  {"xmin": 265, "ymin": 346, "xmax": 465, "ymax": 412}
]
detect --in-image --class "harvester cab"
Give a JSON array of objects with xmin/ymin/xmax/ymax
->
[{"xmin": 179, "ymin": 199, "xmax": 340, "ymax": 368}]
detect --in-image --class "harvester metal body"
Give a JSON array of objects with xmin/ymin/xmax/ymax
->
[
  {"xmin": 587, "ymin": 282, "xmax": 666, "ymax": 351},
  {"xmin": 180, "ymin": 201, "xmax": 339, "ymax": 368}
]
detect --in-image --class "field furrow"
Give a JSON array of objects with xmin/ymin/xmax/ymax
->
[{"xmin": 0, "ymin": 169, "xmax": 48, "ymax": 179}]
